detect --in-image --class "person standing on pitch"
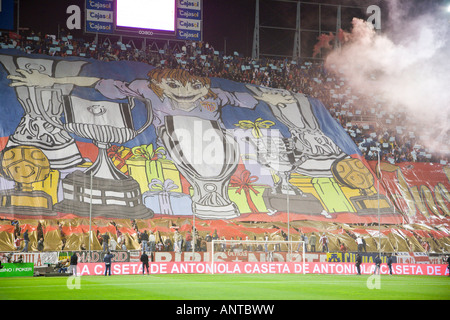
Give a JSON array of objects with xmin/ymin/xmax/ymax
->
[
  {"xmin": 355, "ymin": 253, "xmax": 362, "ymax": 275},
  {"xmin": 69, "ymin": 252, "xmax": 78, "ymax": 276},
  {"xmin": 373, "ymin": 254, "xmax": 381, "ymax": 275},
  {"xmin": 141, "ymin": 251, "xmax": 149, "ymax": 275},
  {"xmin": 445, "ymin": 255, "xmax": 450, "ymax": 276},
  {"xmin": 387, "ymin": 253, "xmax": 394, "ymax": 275},
  {"xmin": 104, "ymin": 251, "xmax": 113, "ymax": 276}
]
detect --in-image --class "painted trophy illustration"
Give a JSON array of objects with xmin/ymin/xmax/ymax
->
[
  {"xmin": 243, "ymin": 129, "xmax": 328, "ymax": 216},
  {"xmin": 243, "ymin": 85, "xmax": 345, "ymax": 216},
  {"xmin": 34, "ymin": 88, "xmax": 154, "ymax": 219},
  {"xmin": 0, "ymin": 54, "xmax": 86, "ymax": 169},
  {"xmin": 331, "ymin": 158, "xmax": 393, "ymax": 214},
  {"xmin": 0, "ymin": 145, "xmax": 55, "ymax": 215},
  {"xmin": 159, "ymin": 115, "xmax": 240, "ymax": 219},
  {"xmin": 245, "ymin": 84, "xmax": 347, "ymax": 177},
  {"xmin": 244, "ymin": 131, "xmax": 308, "ymax": 196}
]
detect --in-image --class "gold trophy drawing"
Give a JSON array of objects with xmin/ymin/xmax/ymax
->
[
  {"xmin": 0, "ymin": 145, "xmax": 55, "ymax": 215},
  {"xmin": 331, "ymin": 158, "xmax": 393, "ymax": 214}
]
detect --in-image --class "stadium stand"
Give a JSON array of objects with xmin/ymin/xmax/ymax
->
[{"xmin": 0, "ymin": 29, "xmax": 448, "ymax": 268}]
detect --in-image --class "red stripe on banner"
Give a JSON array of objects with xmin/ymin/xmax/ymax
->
[{"xmin": 0, "ymin": 224, "xmax": 15, "ymax": 233}]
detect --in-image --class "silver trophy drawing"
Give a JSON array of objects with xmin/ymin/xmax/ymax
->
[
  {"xmin": 244, "ymin": 131, "xmax": 307, "ymax": 196},
  {"xmin": 159, "ymin": 116, "xmax": 240, "ymax": 219},
  {"xmin": 242, "ymin": 85, "xmax": 339, "ymax": 216},
  {"xmin": 245, "ymin": 85, "xmax": 346, "ymax": 177},
  {"xmin": 35, "ymin": 88, "xmax": 154, "ymax": 219},
  {"xmin": 0, "ymin": 54, "xmax": 86, "ymax": 169}
]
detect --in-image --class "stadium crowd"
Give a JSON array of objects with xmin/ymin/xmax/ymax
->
[{"xmin": 2, "ymin": 29, "xmax": 448, "ymax": 165}]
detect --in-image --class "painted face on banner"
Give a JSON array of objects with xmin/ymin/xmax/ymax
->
[{"xmin": 153, "ymin": 78, "xmax": 210, "ymax": 111}]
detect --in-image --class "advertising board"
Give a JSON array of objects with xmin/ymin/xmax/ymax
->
[
  {"xmin": 77, "ymin": 261, "xmax": 449, "ymax": 276},
  {"xmin": 0, "ymin": 263, "xmax": 34, "ymax": 277},
  {"xmin": 85, "ymin": 0, "xmax": 114, "ymax": 34}
]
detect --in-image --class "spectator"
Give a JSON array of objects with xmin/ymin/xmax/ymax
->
[
  {"xmin": 58, "ymin": 259, "xmax": 69, "ymax": 273},
  {"xmin": 320, "ymin": 233, "xmax": 329, "ymax": 252},
  {"xmin": 185, "ymin": 231, "xmax": 192, "ymax": 252},
  {"xmin": 164, "ymin": 237, "xmax": 172, "ymax": 251},
  {"xmin": 356, "ymin": 236, "xmax": 364, "ymax": 253},
  {"xmin": 200, "ymin": 237, "xmax": 207, "ymax": 252},
  {"xmin": 102, "ymin": 232, "xmax": 110, "ymax": 252},
  {"xmin": 140, "ymin": 231, "xmax": 149, "ymax": 253},
  {"xmin": 173, "ymin": 230, "xmax": 183, "ymax": 254},
  {"xmin": 21, "ymin": 229, "xmax": 29, "ymax": 252},
  {"xmin": 149, "ymin": 231, "xmax": 156, "ymax": 252},
  {"xmin": 109, "ymin": 237, "xmax": 118, "ymax": 251},
  {"xmin": 309, "ymin": 233, "xmax": 317, "ymax": 252},
  {"xmin": 37, "ymin": 237, "xmax": 44, "ymax": 252},
  {"xmin": 14, "ymin": 236, "xmax": 23, "ymax": 251}
]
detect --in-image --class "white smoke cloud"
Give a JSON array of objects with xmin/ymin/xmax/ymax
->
[{"xmin": 324, "ymin": 1, "xmax": 450, "ymax": 155}]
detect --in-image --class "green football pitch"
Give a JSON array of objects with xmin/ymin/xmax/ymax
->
[{"xmin": 1, "ymin": 274, "xmax": 449, "ymax": 300}]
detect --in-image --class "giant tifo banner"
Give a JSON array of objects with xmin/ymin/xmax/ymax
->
[
  {"xmin": 0, "ymin": 50, "xmax": 447, "ymax": 252},
  {"xmin": 0, "ymin": 50, "xmax": 398, "ymax": 221}
]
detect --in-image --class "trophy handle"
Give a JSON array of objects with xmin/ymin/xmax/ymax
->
[
  {"xmin": 35, "ymin": 87, "xmax": 65, "ymax": 130},
  {"xmin": 129, "ymin": 96, "xmax": 153, "ymax": 136}
]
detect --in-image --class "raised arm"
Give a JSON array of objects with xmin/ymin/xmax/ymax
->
[{"xmin": 7, "ymin": 69, "xmax": 100, "ymax": 88}]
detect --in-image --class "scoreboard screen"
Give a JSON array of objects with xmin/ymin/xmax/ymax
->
[
  {"xmin": 85, "ymin": 0, "xmax": 202, "ymax": 41},
  {"xmin": 115, "ymin": 0, "xmax": 176, "ymax": 36}
]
